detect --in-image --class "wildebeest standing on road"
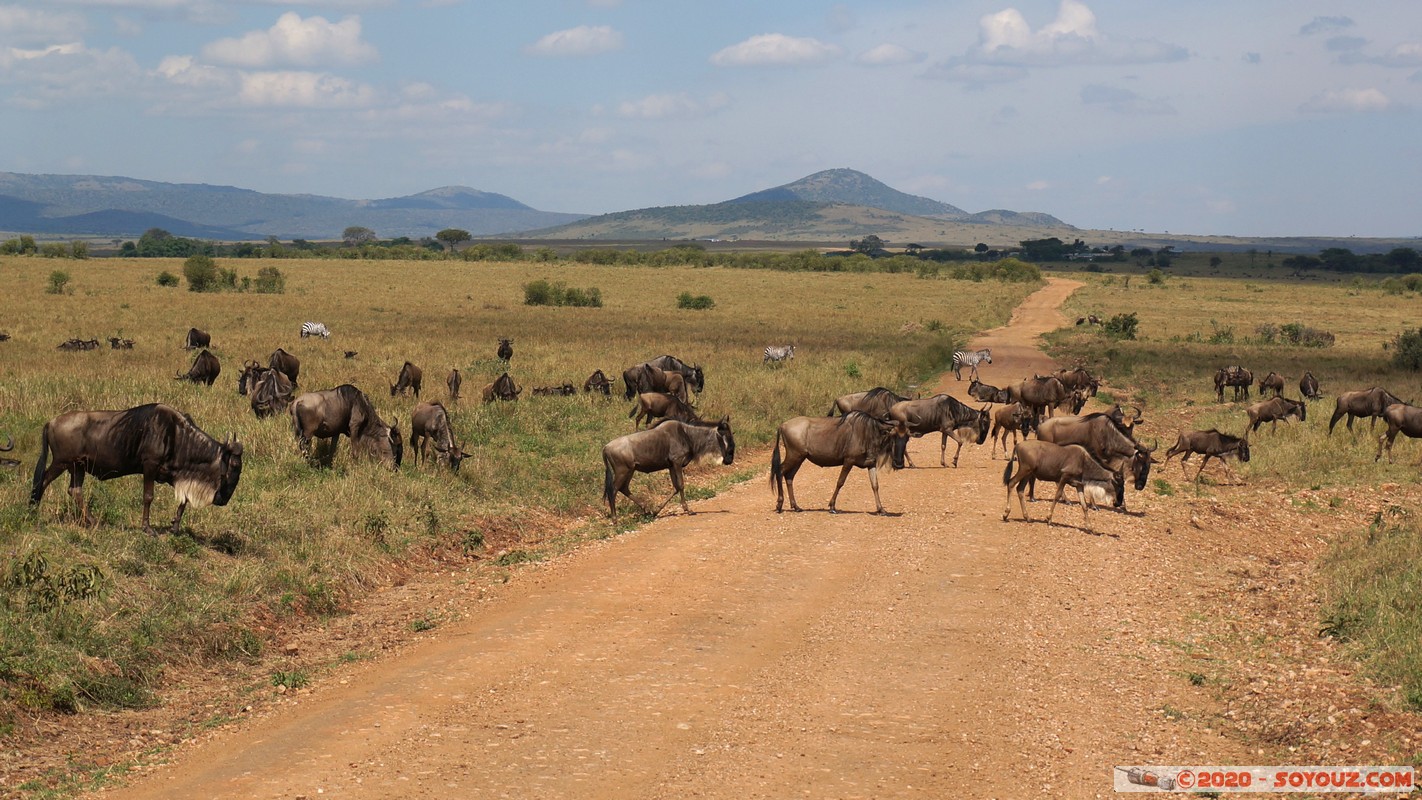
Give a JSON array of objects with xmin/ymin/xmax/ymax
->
[
  {"xmin": 1002, "ymin": 440, "xmax": 1121, "ymax": 528},
  {"xmin": 411, "ymin": 401, "xmax": 465, "ymax": 471},
  {"xmin": 887, "ymin": 395, "xmax": 990, "ymax": 468},
  {"xmin": 1328, "ymin": 387, "xmax": 1404, "ymax": 434},
  {"xmin": 602, "ymin": 418, "xmax": 735, "ymax": 518},
  {"xmin": 1163, "ymin": 429, "xmax": 1251, "ymax": 482},
  {"xmin": 1035, "ymin": 413, "xmax": 1155, "ymax": 506},
  {"xmin": 390, "ymin": 361, "xmax": 423, "ymax": 397},
  {"xmin": 290, "ymin": 384, "xmax": 403, "ymax": 468},
  {"xmin": 176, "ymin": 349, "xmax": 220, "ymax": 386},
  {"xmin": 770, "ymin": 412, "xmax": 909, "ymax": 515},
  {"xmin": 989, "ymin": 402, "xmax": 1034, "ymax": 459},
  {"xmin": 31, "ymin": 404, "xmax": 244, "ymax": 535}
]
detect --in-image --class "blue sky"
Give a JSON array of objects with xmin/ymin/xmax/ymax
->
[{"xmin": 1, "ymin": 0, "xmax": 1419, "ymax": 237}]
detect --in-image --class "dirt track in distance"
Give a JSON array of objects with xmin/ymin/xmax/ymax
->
[{"xmin": 95, "ymin": 278, "xmax": 1252, "ymax": 799}]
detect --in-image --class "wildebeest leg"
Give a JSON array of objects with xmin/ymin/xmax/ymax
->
[
  {"xmin": 142, "ymin": 475, "xmax": 156, "ymax": 535},
  {"xmin": 68, "ymin": 466, "xmax": 91, "ymax": 525},
  {"xmin": 170, "ymin": 500, "xmax": 189, "ymax": 535},
  {"xmin": 653, "ymin": 462, "xmax": 690, "ymax": 516},
  {"xmin": 780, "ymin": 452, "xmax": 806, "ymax": 512},
  {"xmin": 1194, "ymin": 454, "xmax": 1215, "ymax": 482},
  {"xmin": 1045, "ymin": 481, "xmax": 1068, "ymax": 525},
  {"xmin": 826, "ymin": 464, "xmax": 855, "ymax": 513},
  {"xmin": 866, "ymin": 466, "xmax": 889, "ymax": 515}
]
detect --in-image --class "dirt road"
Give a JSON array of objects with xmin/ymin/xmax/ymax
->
[{"xmin": 98, "ymin": 278, "xmax": 1248, "ymax": 799}]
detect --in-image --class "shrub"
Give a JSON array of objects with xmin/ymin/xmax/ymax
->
[
  {"xmin": 523, "ymin": 279, "xmax": 602, "ymax": 307},
  {"xmin": 184, "ymin": 254, "xmax": 219, "ymax": 292},
  {"xmin": 677, "ymin": 292, "xmax": 716, "ymax": 310},
  {"xmin": 156, "ymin": 271, "xmax": 179, "ymax": 287},
  {"xmin": 1391, "ymin": 329, "xmax": 1422, "ymax": 371},
  {"xmin": 1147, "ymin": 268, "xmax": 1165, "ymax": 285},
  {"xmin": 39, "ymin": 242, "xmax": 69, "ymax": 258},
  {"xmin": 253, "ymin": 266, "xmax": 285, "ymax": 294},
  {"xmin": 46, "ymin": 270, "xmax": 71, "ymax": 295},
  {"xmin": 1103, "ymin": 312, "xmax": 1139, "ymax": 340}
]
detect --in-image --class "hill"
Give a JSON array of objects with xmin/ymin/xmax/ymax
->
[{"xmin": 0, "ymin": 173, "xmax": 586, "ymax": 241}]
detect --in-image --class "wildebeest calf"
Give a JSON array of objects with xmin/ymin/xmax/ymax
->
[
  {"xmin": 1245, "ymin": 395, "xmax": 1306, "ymax": 433},
  {"xmin": 1163, "ymin": 429, "xmax": 1250, "ymax": 482},
  {"xmin": 990, "ymin": 402, "xmax": 1034, "ymax": 459},
  {"xmin": 390, "ymin": 361, "xmax": 423, "ymax": 397},
  {"xmin": 630, "ymin": 392, "xmax": 700, "ymax": 429}
]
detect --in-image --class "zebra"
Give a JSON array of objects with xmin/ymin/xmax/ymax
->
[
  {"xmin": 763, "ymin": 344, "xmax": 795, "ymax": 365},
  {"xmin": 951, "ymin": 348, "xmax": 992, "ymax": 381},
  {"xmin": 300, "ymin": 321, "xmax": 330, "ymax": 339}
]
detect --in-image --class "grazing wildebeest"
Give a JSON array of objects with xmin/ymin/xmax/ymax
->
[
  {"xmin": 390, "ymin": 361, "xmax": 423, "ymax": 397},
  {"xmin": 532, "ymin": 383, "xmax": 577, "ymax": 397},
  {"xmin": 1376, "ymin": 403, "xmax": 1422, "ymax": 463},
  {"xmin": 0, "ymin": 435, "xmax": 18, "ymax": 468},
  {"xmin": 622, "ymin": 364, "xmax": 688, "ymax": 403},
  {"xmin": 268, "ymin": 347, "xmax": 300, "ymax": 385},
  {"xmin": 344, "ymin": 350, "xmax": 358, "ymax": 359},
  {"xmin": 1008, "ymin": 375, "xmax": 1069, "ymax": 424},
  {"xmin": 482, "ymin": 372, "xmax": 521, "ymax": 402},
  {"xmin": 30, "ymin": 404, "xmax": 244, "ymax": 535},
  {"xmin": 247, "ymin": 367, "xmax": 294, "ymax": 418},
  {"xmin": 583, "ymin": 369, "xmax": 613, "ymax": 396},
  {"xmin": 888, "ymin": 394, "xmax": 990, "ymax": 468},
  {"xmin": 989, "ymin": 402, "xmax": 1035, "ymax": 459},
  {"xmin": 1299, "ymin": 371, "xmax": 1322, "ymax": 400},
  {"xmin": 300, "ymin": 321, "xmax": 330, "ymax": 339},
  {"xmin": 827, "ymin": 387, "xmax": 910, "ymax": 418},
  {"xmin": 410, "ymin": 401, "xmax": 465, "ymax": 471},
  {"xmin": 602, "ymin": 418, "xmax": 735, "ymax": 518},
  {"xmin": 497, "ymin": 338, "xmax": 513, "ymax": 361},
  {"xmin": 1245, "ymin": 395, "xmax": 1306, "ymax": 433},
  {"xmin": 1053, "ymin": 367, "xmax": 1099, "ymax": 397},
  {"xmin": 57, "ymin": 338, "xmax": 100, "ymax": 351},
  {"xmin": 108, "ymin": 337, "xmax": 134, "ymax": 350},
  {"xmin": 951, "ymin": 348, "xmax": 992, "ymax": 381},
  {"xmin": 1036, "ymin": 413, "xmax": 1155, "ymax": 506},
  {"xmin": 763, "ymin": 344, "xmax": 795, "ymax": 365},
  {"xmin": 1258, "ymin": 371, "xmax": 1285, "ymax": 398},
  {"xmin": 1002, "ymin": 440, "xmax": 1121, "ymax": 528},
  {"xmin": 1328, "ymin": 387, "xmax": 1404, "ymax": 434},
  {"xmin": 176, "ymin": 349, "xmax": 220, "ymax": 386},
  {"xmin": 184, "ymin": 327, "xmax": 210, "ymax": 350},
  {"xmin": 1163, "ymin": 429, "xmax": 1251, "ymax": 482},
  {"xmin": 447, "ymin": 368, "xmax": 462, "ymax": 400},
  {"xmin": 769, "ymin": 412, "xmax": 909, "ymax": 515},
  {"xmin": 289, "ymin": 385, "xmax": 402, "ymax": 468},
  {"xmin": 630, "ymin": 391, "xmax": 701, "ymax": 430},
  {"xmin": 1214, "ymin": 366, "xmax": 1253, "ymax": 402},
  {"xmin": 968, "ymin": 378, "xmax": 1012, "ymax": 404}
]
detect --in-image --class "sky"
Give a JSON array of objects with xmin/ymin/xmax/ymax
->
[{"xmin": 1, "ymin": 0, "xmax": 1419, "ymax": 238}]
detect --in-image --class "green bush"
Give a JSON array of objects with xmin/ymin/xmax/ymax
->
[
  {"xmin": 46, "ymin": 270, "xmax": 71, "ymax": 295},
  {"xmin": 156, "ymin": 271, "xmax": 179, "ymax": 287},
  {"xmin": 523, "ymin": 279, "xmax": 602, "ymax": 307},
  {"xmin": 677, "ymin": 292, "xmax": 716, "ymax": 310},
  {"xmin": 1391, "ymin": 328, "xmax": 1422, "ymax": 371},
  {"xmin": 1103, "ymin": 312, "xmax": 1139, "ymax": 340},
  {"xmin": 184, "ymin": 254, "xmax": 219, "ymax": 292},
  {"xmin": 253, "ymin": 266, "xmax": 285, "ymax": 294}
]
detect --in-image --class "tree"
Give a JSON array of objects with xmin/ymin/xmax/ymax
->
[
  {"xmin": 436, "ymin": 228, "xmax": 472, "ymax": 254},
  {"xmin": 342, "ymin": 226, "xmax": 377, "ymax": 247},
  {"xmin": 184, "ymin": 254, "xmax": 218, "ymax": 292},
  {"xmin": 850, "ymin": 235, "xmax": 885, "ymax": 254}
]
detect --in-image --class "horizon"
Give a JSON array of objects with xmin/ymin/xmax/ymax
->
[{"xmin": 3, "ymin": 1, "xmax": 1420, "ymax": 238}]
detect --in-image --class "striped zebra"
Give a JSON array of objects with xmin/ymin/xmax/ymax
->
[
  {"xmin": 300, "ymin": 321, "xmax": 330, "ymax": 339},
  {"xmin": 951, "ymin": 348, "xmax": 991, "ymax": 381},
  {"xmin": 763, "ymin": 344, "xmax": 795, "ymax": 365}
]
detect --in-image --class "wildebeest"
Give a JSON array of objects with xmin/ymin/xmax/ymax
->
[
  {"xmin": 1328, "ymin": 387, "xmax": 1404, "ymax": 434},
  {"xmin": 1008, "ymin": 375, "xmax": 1069, "ymax": 423},
  {"xmin": 176, "ymin": 349, "xmax": 220, "ymax": 386},
  {"xmin": 289, "ymin": 385, "xmax": 402, "ymax": 468},
  {"xmin": 300, "ymin": 321, "xmax": 330, "ymax": 339},
  {"xmin": 769, "ymin": 412, "xmax": 909, "ymax": 515},
  {"xmin": 0, "ymin": 435, "xmax": 18, "ymax": 468},
  {"xmin": 583, "ymin": 369, "xmax": 613, "ymax": 396},
  {"xmin": 344, "ymin": 350, "xmax": 358, "ymax": 359},
  {"xmin": 1163, "ymin": 429, "xmax": 1251, "ymax": 482},
  {"xmin": 828, "ymin": 387, "xmax": 910, "ymax": 418},
  {"xmin": 630, "ymin": 392, "xmax": 701, "ymax": 430},
  {"xmin": 447, "ymin": 368, "xmax": 462, "ymax": 400},
  {"xmin": 622, "ymin": 364, "xmax": 687, "ymax": 403},
  {"xmin": 57, "ymin": 338, "xmax": 100, "ymax": 351},
  {"xmin": 1036, "ymin": 413, "xmax": 1154, "ymax": 507},
  {"xmin": 637, "ymin": 355, "xmax": 705, "ymax": 395},
  {"xmin": 1299, "ymin": 371, "xmax": 1322, "ymax": 400},
  {"xmin": 1245, "ymin": 395, "xmax": 1306, "ymax": 433},
  {"xmin": 968, "ymin": 378, "xmax": 1012, "ymax": 404},
  {"xmin": 0, "ymin": 332, "xmax": 9, "ymax": 342},
  {"xmin": 951, "ymin": 348, "xmax": 992, "ymax": 381},
  {"xmin": 410, "ymin": 401, "xmax": 465, "ymax": 471},
  {"xmin": 268, "ymin": 347, "xmax": 300, "ymax": 385},
  {"xmin": 888, "ymin": 394, "xmax": 990, "ymax": 468},
  {"xmin": 390, "ymin": 361, "xmax": 423, "ymax": 397},
  {"xmin": 108, "ymin": 337, "xmax": 134, "ymax": 350},
  {"xmin": 482, "ymin": 372, "xmax": 521, "ymax": 402},
  {"xmin": 1002, "ymin": 440, "xmax": 1121, "ymax": 528},
  {"xmin": 1376, "ymin": 403, "xmax": 1422, "ymax": 463},
  {"xmin": 532, "ymin": 383, "xmax": 577, "ymax": 397},
  {"xmin": 247, "ymin": 366, "xmax": 294, "ymax": 418},
  {"xmin": 602, "ymin": 418, "xmax": 735, "ymax": 517},
  {"xmin": 1258, "ymin": 371, "xmax": 1285, "ymax": 398},
  {"xmin": 1053, "ymin": 367, "xmax": 1099, "ymax": 397},
  {"xmin": 497, "ymin": 338, "xmax": 513, "ymax": 361},
  {"xmin": 1214, "ymin": 366, "xmax": 1253, "ymax": 402},
  {"xmin": 989, "ymin": 402, "xmax": 1034, "ymax": 459},
  {"xmin": 763, "ymin": 344, "xmax": 795, "ymax": 365},
  {"xmin": 30, "ymin": 404, "xmax": 244, "ymax": 535},
  {"xmin": 184, "ymin": 327, "xmax": 210, "ymax": 350}
]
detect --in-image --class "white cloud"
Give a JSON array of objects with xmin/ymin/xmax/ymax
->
[
  {"xmin": 966, "ymin": 0, "xmax": 1186, "ymax": 68},
  {"xmin": 154, "ymin": 53, "xmax": 233, "ymax": 90},
  {"xmin": 0, "ymin": 6, "xmax": 87, "ymax": 45},
  {"xmin": 710, "ymin": 34, "xmax": 841, "ymax": 67},
  {"xmin": 857, "ymin": 43, "xmax": 924, "ymax": 66},
  {"xmin": 1300, "ymin": 87, "xmax": 1391, "ymax": 113},
  {"xmin": 1080, "ymin": 83, "xmax": 1175, "ymax": 115},
  {"xmin": 236, "ymin": 70, "xmax": 378, "ymax": 108},
  {"xmin": 202, "ymin": 12, "xmax": 378, "ymax": 68},
  {"xmin": 616, "ymin": 91, "xmax": 728, "ymax": 119},
  {"xmin": 1340, "ymin": 41, "xmax": 1422, "ymax": 68},
  {"xmin": 1026, "ymin": 180, "xmax": 1050, "ymax": 191},
  {"xmin": 524, "ymin": 25, "xmax": 623, "ymax": 57},
  {"xmin": 0, "ymin": 41, "xmax": 143, "ymax": 106}
]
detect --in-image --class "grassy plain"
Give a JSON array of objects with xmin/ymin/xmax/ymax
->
[{"xmin": 0, "ymin": 255, "xmax": 1036, "ymax": 718}]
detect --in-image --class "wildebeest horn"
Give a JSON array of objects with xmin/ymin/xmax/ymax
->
[{"xmin": 0, "ymin": 435, "xmax": 12, "ymax": 452}]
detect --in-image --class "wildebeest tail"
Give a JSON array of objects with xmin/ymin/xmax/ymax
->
[
  {"xmin": 30, "ymin": 423, "xmax": 50, "ymax": 505},
  {"xmin": 602, "ymin": 450, "xmax": 616, "ymax": 511},
  {"xmin": 769, "ymin": 429, "xmax": 784, "ymax": 498},
  {"xmin": 1002, "ymin": 449, "xmax": 1016, "ymax": 486}
]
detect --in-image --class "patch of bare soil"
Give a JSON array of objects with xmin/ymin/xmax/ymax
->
[{"xmin": 7, "ymin": 277, "xmax": 1415, "ymax": 799}]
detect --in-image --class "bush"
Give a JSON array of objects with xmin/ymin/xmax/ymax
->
[
  {"xmin": 1103, "ymin": 312, "xmax": 1139, "ymax": 340},
  {"xmin": 677, "ymin": 292, "xmax": 716, "ymax": 310},
  {"xmin": 253, "ymin": 266, "xmax": 286, "ymax": 294},
  {"xmin": 184, "ymin": 254, "xmax": 219, "ymax": 292},
  {"xmin": 156, "ymin": 271, "xmax": 179, "ymax": 287},
  {"xmin": 1148, "ymin": 268, "xmax": 1165, "ymax": 285},
  {"xmin": 45, "ymin": 270, "xmax": 71, "ymax": 295},
  {"xmin": 523, "ymin": 279, "xmax": 602, "ymax": 307},
  {"xmin": 1391, "ymin": 329, "xmax": 1422, "ymax": 371}
]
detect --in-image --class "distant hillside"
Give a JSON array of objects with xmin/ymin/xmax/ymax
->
[
  {"xmin": 0, "ymin": 173, "xmax": 585, "ymax": 241},
  {"xmin": 730, "ymin": 168, "xmax": 969, "ymax": 219}
]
